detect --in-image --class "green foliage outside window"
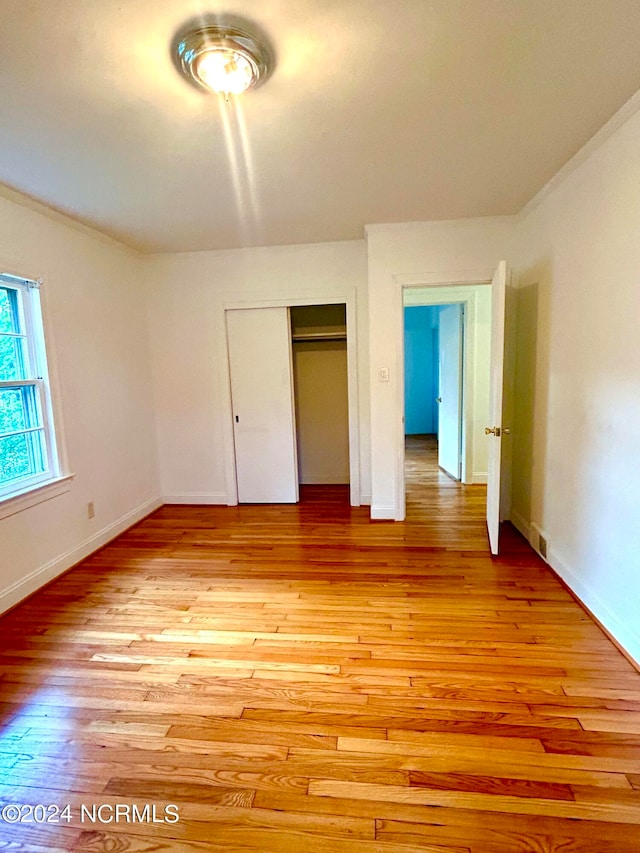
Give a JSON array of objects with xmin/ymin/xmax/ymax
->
[{"xmin": 0, "ymin": 287, "xmax": 42, "ymax": 486}]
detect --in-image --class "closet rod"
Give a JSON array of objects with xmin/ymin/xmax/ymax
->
[{"xmin": 292, "ymin": 331, "xmax": 347, "ymax": 342}]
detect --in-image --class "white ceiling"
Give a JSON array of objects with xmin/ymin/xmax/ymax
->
[{"xmin": 2, "ymin": 0, "xmax": 640, "ymax": 253}]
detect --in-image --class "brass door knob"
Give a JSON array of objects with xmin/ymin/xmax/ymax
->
[{"xmin": 485, "ymin": 426, "xmax": 501, "ymax": 436}]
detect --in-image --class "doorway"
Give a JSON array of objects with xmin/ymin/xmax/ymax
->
[
  {"xmin": 404, "ymin": 303, "xmax": 465, "ymax": 482},
  {"xmin": 399, "ymin": 281, "xmax": 492, "ymax": 522}
]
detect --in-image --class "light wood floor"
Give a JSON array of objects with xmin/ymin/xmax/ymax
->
[
  {"xmin": 404, "ymin": 434, "xmax": 489, "ymax": 550},
  {"xmin": 1, "ymin": 437, "xmax": 639, "ymax": 851}
]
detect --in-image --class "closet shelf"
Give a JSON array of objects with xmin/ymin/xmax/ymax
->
[{"xmin": 291, "ymin": 325, "xmax": 347, "ymax": 342}]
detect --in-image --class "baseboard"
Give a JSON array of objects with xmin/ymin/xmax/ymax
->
[
  {"xmin": 548, "ymin": 545, "xmax": 640, "ymax": 670},
  {"xmin": 370, "ymin": 504, "xmax": 396, "ymax": 520},
  {"xmin": 510, "ymin": 508, "xmax": 639, "ymax": 669},
  {"xmin": 360, "ymin": 492, "xmax": 372, "ymax": 506},
  {"xmin": 162, "ymin": 492, "xmax": 228, "ymax": 505},
  {"xmin": 471, "ymin": 472, "xmax": 488, "ymax": 485},
  {"xmin": 510, "ymin": 509, "xmax": 532, "ymax": 544},
  {"xmin": 0, "ymin": 496, "xmax": 163, "ymax": 616}
]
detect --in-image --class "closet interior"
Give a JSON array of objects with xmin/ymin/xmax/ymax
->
[{"xmin": 290, "ymin": 304, "xmax": 349, "ymax": 486}]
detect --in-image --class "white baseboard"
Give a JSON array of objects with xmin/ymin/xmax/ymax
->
[
  {"xmin": 0, "ymin": 496, "xmax": 162, "ymax": 616},
  {"xmin": 360, "ymin": 492, "xmax": 372, "ymax": 506},
  {"xmin": 471, "ymin": 472, "xmax": 488, "ymax": 485},
  {"xmin": 162, "ymin": 492, "xmax": 228, "ymax": 505},
  {"xmin": 370, "ymin": 504, "xmax": 396, "ymax": 520},
  {"xmin": 548, "ymin": 545, "xmax": 640, "ymax": 669},
  {"xmin": 510, "ymin": 508, "xmax": 639, "ymax": 668}
]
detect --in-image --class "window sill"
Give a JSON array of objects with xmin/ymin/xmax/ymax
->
[{"xmin": 0, "ymin": 474, "xmax": 75, "ymax": 520}]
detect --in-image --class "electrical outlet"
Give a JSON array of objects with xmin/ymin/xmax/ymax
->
[
  {"xmin": 87, "ymin": 501, "xmax": 95, "ymax": 519},
  {"xmin": 538, "ymin": 533, "xmax": 547, "ymax": 560}
]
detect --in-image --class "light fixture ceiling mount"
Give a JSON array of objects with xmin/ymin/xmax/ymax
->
[{"xmin": 175, "ymin": 23, "xmax": 272, "ymax": 96}]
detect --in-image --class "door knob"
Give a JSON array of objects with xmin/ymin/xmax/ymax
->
[
  {"xmin": 436, "ymin": 397, "xmax": 442, "ymax": 403},
  {"xmin": 485, "ymin": 426, "xmax": 501, "ymax": 436}
]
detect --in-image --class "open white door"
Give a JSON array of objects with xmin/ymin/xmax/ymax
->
[
  {"xmin": 437, "ymin": 304, "xmax": 463, "ymax": 480},
  {"xmin": 226, "ymin": 307, "xmax": 298, "ymax": 503},
  {"xmin": 486, "ymin": 260, "xmax": 508, "ymax": 554}
]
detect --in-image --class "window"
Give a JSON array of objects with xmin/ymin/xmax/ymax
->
[{"xmin": 0, "ymin": 273, "xmax": 60, "ymax": 500}]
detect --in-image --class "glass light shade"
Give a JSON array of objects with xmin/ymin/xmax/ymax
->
[
  {"xmin": 196, "ymin": 49, "xmax": 254, "ymax": 95},
  {"xmin": 175, "ymin": 24, "xmax": 272, "ymax": 96}
]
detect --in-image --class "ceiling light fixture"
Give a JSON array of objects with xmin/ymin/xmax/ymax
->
[{"xmin": 175, "ymin": 23, "xmax": 272, "ymax": 97}]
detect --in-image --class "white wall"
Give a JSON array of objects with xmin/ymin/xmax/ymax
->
[
  {"xmin": 512, "ymin": 99, "xmax": 640, "ymax": 665},
  {"xmin": 366, "ymin": 218, "xmax": 514, "ymax": 518},
  {"xmin": 0, "ymin": 191, "xmax": 160, "ymax": 612},
  {"xmin": 404, "ymin": 284, "xmax": 492, "ymax": 484},
  {"xmin": 145, "ymin": 240, "xmax": 370, "ymax": 504}
]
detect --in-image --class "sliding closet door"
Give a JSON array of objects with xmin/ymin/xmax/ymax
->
[{"xmin": 226, "ymin": 307, "xmax": 298, "ymax": 503}]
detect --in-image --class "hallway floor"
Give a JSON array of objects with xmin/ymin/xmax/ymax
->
[{"xmin": 404, "ymin": 433, "xmax": 497, "ymax": 552}]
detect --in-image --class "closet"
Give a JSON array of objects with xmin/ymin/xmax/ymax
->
[
  {"xmin": 291, "ymin": 305, "xmax": 349, "ymax": 486},
  {"xmin": 226, "ymin": 303, "xmax": 350, "ymax": 503}
]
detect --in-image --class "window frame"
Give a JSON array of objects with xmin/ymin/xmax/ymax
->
[{"xmin": 0, "ymin": 272, "xmax": 66, "ymax": 505}]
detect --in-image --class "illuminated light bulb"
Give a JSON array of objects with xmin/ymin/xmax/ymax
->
[
  {"xmin": 174, "ymin": 23, "xmax": 272, "ymax": 96},
  {"xmin": 196, "ymin": 49, "xmax": 254, "ymax": 95}
]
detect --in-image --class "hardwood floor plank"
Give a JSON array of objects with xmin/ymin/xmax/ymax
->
[
  {"xmin": 407, "ymin": 771, "xmax": 575, "ymax": 800},
  {"xmin": 386, "ymin": 728, "xmax": 546, "ymax": 753},
  {"xmin": 374, "ymin": 817, "xmax": 640, "ymax": 853},
  {"xmin": 166, "ymin": 724, "xmax": 338, "ymax": 751},
  {"xmin": 336, "ymin": 737, "xmax": 640, "ymax": 773},
  {"xmin": 576, "ymin": 713, "xmax": 640, "ymax": 734},
  {"xmin": 240, "ymin": 706, "xmax": 581, "ymax": 733},
  {"xmin": 307, "ymin": 779, "xmax": 640, "ymax": 823}
]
